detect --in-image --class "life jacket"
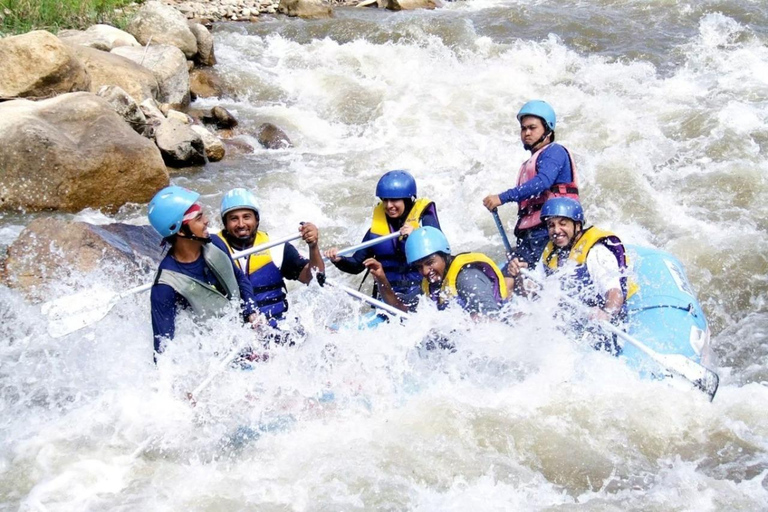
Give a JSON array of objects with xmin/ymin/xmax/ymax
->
[
  {"xmin": 155, "ymin": 243, "xmax": 241, "ymax": 320},
  {"xmin": 369, "ymin": 198, "xmax": 439, "ymax": 297},
  {"xmin": 215, "ymin": 230, "xmax": 288, "ymax": 320},
  {"xmin": 422, "ymin": 253, "xmax": 509, "ymax": 311},
  {"xmin": 516, "ymin": 143, "xmax": 579, "ymax": 233},
  {"xmin": 541, "ymin": 226, "xmax": 639, "ymax": 309}
]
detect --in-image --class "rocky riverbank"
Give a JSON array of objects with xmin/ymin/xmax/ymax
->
[{"xmin": 160, "ymin": 0, "xmax": 439, "ymax": 23}]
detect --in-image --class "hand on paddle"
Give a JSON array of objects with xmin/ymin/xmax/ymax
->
[
  {"xmin": 299, "ymin": 222, "xmax": 319, "ymax": 247},
  {"xmin": 362, "ymin": 258, "xmax": 408, "ymax": 313},
  {"xmin": 505, "ymin": 257, "xmax": 528, "ymax": 278},
  {"xmin": 399, "ymin": 224, "xmax": 414, "ymax": 238},
  {"xmin": 363, "ymin": 258, "xmax": 386, "ymax": 282},
  {"xmin": 483, "ymin": 194, "xmax": 502, "ymax": 212},
  {"xmin": 324, "ymin": 247, "xmax": 341, "ymax": 262}
]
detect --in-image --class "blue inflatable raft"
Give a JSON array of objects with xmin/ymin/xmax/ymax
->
[{"xmin": 623, "ymin": 245, "xmax": 715, "ymax": 373}]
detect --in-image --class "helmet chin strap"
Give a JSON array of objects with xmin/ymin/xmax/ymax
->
[
  {"xmin": 178, "ymin": 227, "xmax": 211, "ymax": 244},
  {"xmin": 523, "ymin": 130, "xmax": 552, "ymax": 151},
  {"xmin": 183, "ymin": 234, "xmax": 212, "ymax": 244}
]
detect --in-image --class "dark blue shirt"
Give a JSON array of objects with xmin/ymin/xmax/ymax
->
[
  {"xmin": 499, "ymin": 143, "xmax": 574, "ymax": 205},
  {"xmin": 151, "ymin": 247, "xmax": 256, "ymax": 354}
]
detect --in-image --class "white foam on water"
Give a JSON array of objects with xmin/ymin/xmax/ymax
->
[{"xmin": 3, "ymin": 4, "xmax": 768, "ymax": 510}]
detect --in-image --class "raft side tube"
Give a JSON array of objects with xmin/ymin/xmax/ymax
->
[{"xmin": 624, "ymin": 245, "xmax": 712, "ymax": 369}]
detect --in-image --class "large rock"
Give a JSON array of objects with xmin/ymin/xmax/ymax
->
[
  {"xmin": 0, "ymin": 30, "xmax": 90, "ymax": 100},
  {"xmin": 96, "ymin": 85, "xmax": 148, "ymax": 136},
  {"xmin": 126, "ymin": 1, "xmax": 199, "ymax": 59},
  {"xmin": 256, "ymin": 122, "xmax": 292, "ymax": 149},
  {"xmin": 69, "ymin": 45, "xmax": 159, "ymax": 104},
  {"xmin": 155, "ymin": 118, "xmax": 206, "ymax": 167},
  {"xmin": 1, "ymin": 219, "xmax": 163, "ymax": 294},
  {"xmin": 188, "ymin": 22, "xmax": 215, "ymax": 66},
  {"xmin": 386, "ymin": 0, "xmax": 441, "ymax": 9},
  {"xmin": 278, "ymin": 0, "xmax": 333, "ymax": 19},
  {"xmin": 111, "ymin": 44, "xmax": 189, "ymax": 107},
  {"xmin": 0, "ymin": 92, "xmax": 169, "ymax": 213},
  {"xmin": 190, "ymin": 125, "xmax": 225, "ymax": 162},
  {"xmin": 57, "ymin": 24, "xmax": 140, "ymax": 51}
]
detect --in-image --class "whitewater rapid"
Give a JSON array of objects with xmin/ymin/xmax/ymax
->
[{"xmin": 2, "ymin": 1, "xmax": 768, "ymax": 510}]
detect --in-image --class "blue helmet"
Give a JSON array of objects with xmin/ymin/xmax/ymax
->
[
  {"xmin": 405, "ymin": 226, "xmax": 450, "ymax": 264},
  {"xmin": 375, "ymin": 170, "xmax": 417, "ymax": 200},
  {"xmin": 220, "ymin": 188, "xmax": 260, "ymax": 223},
  {"xmin": 148, "ymin": 185, "xmax": 200, "ymax": 238},
  {"xmin": 517, "ymin": 100, "xmax": 556, "ymax": 132},
  {"xmin": 540, "ymin": 197, "xmax": 585, "ymax": 224}
]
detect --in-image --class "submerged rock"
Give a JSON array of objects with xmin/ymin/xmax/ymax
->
[
  {"xmin": 189, "ymin": 68, "xmax": 224, "ymax": 99},
  {"xmin": 256, "ymin": 122, "xmax": 292, "ymax": 149},
  {"xmin": 1, "ymin": 218, "xmax": 163, "ymax": 295}
]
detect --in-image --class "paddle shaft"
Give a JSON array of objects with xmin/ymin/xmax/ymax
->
[
  {"xmin": 325, "ymin": 231, "xmax": 401, "ymax": 261},
  {"xmin": 324, "ymin": 278, "xmax": 409, "ymax": 319},
  {"xmin": 492, "ymin": 209, "xmax": 515, "ymax": 255},
  {"xmin": 520, "ymin": 268, "xmax": 718, "ymax": 400}
]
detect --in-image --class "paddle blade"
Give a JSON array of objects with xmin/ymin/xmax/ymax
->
[
  {"xmin": 42, "ymin": 287, "xmax": 119, "ymax": 338},
  {"xmin": 658, "ymin": 353, "xmax": 720, "ymax": 401}
]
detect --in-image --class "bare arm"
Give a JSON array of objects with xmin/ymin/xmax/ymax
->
[{"xmin": 363, "ymin": 258, "xmax": 409, "ymax": 313}]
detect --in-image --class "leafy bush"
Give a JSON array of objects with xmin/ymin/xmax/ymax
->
[{"xmin": 0, "ymin": 0, "xmax": 142, "ymax": 36}]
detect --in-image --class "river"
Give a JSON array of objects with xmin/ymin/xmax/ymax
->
[{"xmin": 2, "ymin": 0, "xmax": 768, "ymax": 509}]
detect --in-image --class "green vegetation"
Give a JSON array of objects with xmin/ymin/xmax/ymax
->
[{"xmin": 0, "ymin": 0, "xmax": 142, "ymax": 36}]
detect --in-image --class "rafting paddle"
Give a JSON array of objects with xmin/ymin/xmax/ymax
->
[
  {"xmin": 43, "ymin": 232, "xmax": 303, "ymax": 338},
  {"xmin": 521, "ymin": 268, "xmax": 719, "ymax": 401}
]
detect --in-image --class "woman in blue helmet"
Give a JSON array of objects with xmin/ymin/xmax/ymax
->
[
  {"xmin": 507, "ymin": 197, "xmax": 637, "ymax": 354},
  {"xmin": 210, "ymin": 187, "xmax": 324, "ymax": 330},
  {"xmin": 364, "ymin": 226, "xmax": 508, "ymax": 317},
  {"xmin": 324, "ymin": 170, "xmax": 441, "ymax": 308},
  {"xmin": 482, "ymin": 100, "xmax": 579, "ymax": 268},
  {"xmin": 148, "ymin": 185, "xmax": 258, "ymax": 358}
]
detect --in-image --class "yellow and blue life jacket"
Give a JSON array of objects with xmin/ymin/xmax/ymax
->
[
  {"xmin": 541, "ymin": 226, "xmax": 638, "ymax": 310},
  {"xmin": 422, "ymin": 252, "xmax": 509, "ymax": 311},
  {"xmin": 368, "ymin": 198, "xmax": 438, "ymax": 298},
  {"xmin": 216, "ymin": 230, "xmax": 288, "ymax": 320}
]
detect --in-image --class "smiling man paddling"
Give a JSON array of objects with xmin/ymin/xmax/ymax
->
[
  {"xmin": 507, "ymin": 197, "xmax": 637, "ymax": 354},
  {"xmin": 148, "ymin": 186, "xmax": 259, "ymax": 359},
  {"xmin": 483, "ymin": 100, "xmax": 580, "ymax": 268},
  {"xmin": 210, "ymin": 188, "xmax": 324, "ymax": 336}
]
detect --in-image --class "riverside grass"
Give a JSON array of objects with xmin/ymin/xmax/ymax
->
[{"xmin": 0, "ymin": 0, "xmax": 141, "ymax": 35}]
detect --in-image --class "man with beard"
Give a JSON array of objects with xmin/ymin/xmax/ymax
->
[{"xmin": 211, "ymin": 188, "xmax": 324, "ymax": 334}]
